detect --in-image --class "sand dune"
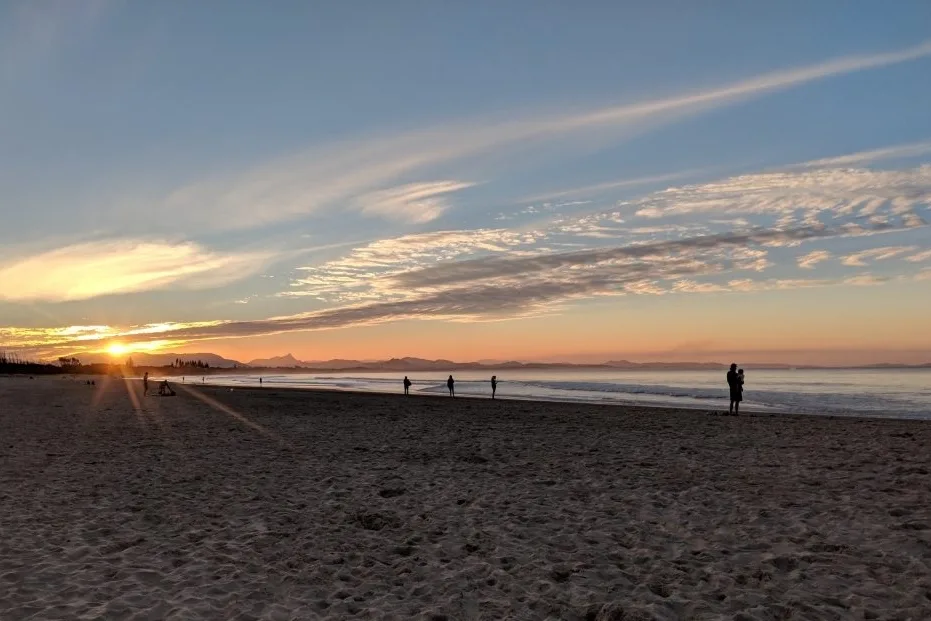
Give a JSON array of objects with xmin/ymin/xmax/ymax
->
[{"xmin": 1, "ymin": 375, "xmax": 930, "ymax": 620}]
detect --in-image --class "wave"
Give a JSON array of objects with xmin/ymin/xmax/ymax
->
[
  {"xmin": 417, "ymin": 379, "xmax": 925, "ymax": 415},
  {"xmin": 520, "ymin": 380, "xmax": 725, "ymax": 400}
]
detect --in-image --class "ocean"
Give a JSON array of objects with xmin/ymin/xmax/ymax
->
[{"xmin": 191, "ymin": 368, "xmax": 931, "ymax": 420}]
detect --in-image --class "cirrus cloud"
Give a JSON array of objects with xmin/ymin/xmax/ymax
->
[
  {"xmin": 355, "ymin": 180, "xmax": 475, "ymax": 223},
  {"xmin": 0, "ymin": 239, "xmax": 268, "ymax": 302},
  {"xmin": 136, "ymin": 39, "xmax": 931, "ymax": 232}
]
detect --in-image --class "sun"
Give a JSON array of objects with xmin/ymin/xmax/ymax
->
[{"xmin": 107, "ymin": 343, "xmax": 129, "ymax": 357}]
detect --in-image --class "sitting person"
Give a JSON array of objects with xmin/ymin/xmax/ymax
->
[{"xmin": 158, "ymin": 380, "xmax": 176, "ymax": 396}]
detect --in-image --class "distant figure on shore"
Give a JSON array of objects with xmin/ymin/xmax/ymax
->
[
  {"xmin": 403, "ymin": 376, "xmax": 412, "ymax": 395},
  {"xmin": 143, "ymin": 372, "xmax": 149, "ymax": 396},
  {"xmin": 727, "ymin": 363, "xmax": 741, "ymax": 414},
  {"xmin": 182, "ymin": 376, "xmax": 185, "ymax": 383},
  {"xmin": 259, "ymin": 377, "xmax": 263, "ymax": 386},
  {"xmin": 447, "ymin": 375, "xmax": 455, "ymax": 397},
  {"xmin": 491, "ymin": 375, "xmax": 497, "ymax": 399},
  {"xmin": 158, "ymin": 380, "xmax": 176, "ymax": 396}
]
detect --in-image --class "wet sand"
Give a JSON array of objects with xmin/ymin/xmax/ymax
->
[{"xmin": 1, "ymin": 375, "xmax": 930, "ymax": 620}]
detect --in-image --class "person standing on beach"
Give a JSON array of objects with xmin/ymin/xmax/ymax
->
[
  {"xmin": 403, "ymin": 376, "xmax": 411, "ymax": 395},
  {"xmin": 447, "ymin": 375, "xmax": 455, "ymax": 397},
  {"xmin": 143, "ymin": 372, "xmax": 149, "ymax": 396},
  {"xmin": 727, "ymin": 363, "xmax": 741, "ymax": 415},
  {"xmin": 259, "ymin": 377, "xmax": 263, "ymax": 387},
  {"xmin": 491, "ymin": 375, "xmax": 497, "ymax": 399}
]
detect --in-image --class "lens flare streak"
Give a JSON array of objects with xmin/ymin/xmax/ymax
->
[{"xmin": 177, "ymin": 384, "xmax": 291, "ymax": 448}]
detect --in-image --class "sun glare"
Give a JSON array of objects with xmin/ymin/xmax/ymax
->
[{"xmin": 101, "ymin": 340, "xmax": 172, "ymax": 358}]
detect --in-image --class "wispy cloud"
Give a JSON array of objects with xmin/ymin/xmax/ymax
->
[
  {"xmin": 797, "ymin": 140, "xmax": 931, "ymax": 169},
  {"xmin": 632, "ymin": 165, "xmax": 931, "ymax": 225},
  {"xmin": 286, "ymin": 157, "xmax": 931, "ymax": 303},
  {"xmin": 149, "ymin": 39, "xmax": 931, "ymax": 231},
  {"xmin": 355, "ymin": 180, "xmax": 474, "ymax": 223},
  {"xmin": 518, "ymin": 170, "xmax": 704, "ymax": 204},
  {"xmin": 288, "ymin": 228, "xmax": 547, "ymax": 302},
  {"xmin": 150, "ymin": 225, "xmax": 910, "ymax": 341},
  {"xmin": 797, "ymin": 250, "xmax": 832, "ymax": 269},
  {"xmin": 726, "ymin": 274, "xmax": 891, "ymax": 292},
  {"xmin": 0, "ymin": 240, "xmax": 268, "ymax": 302},
  {"xmin": 840, "ymin": 245, "xmax": 917, "ymax": 267},
  {"xmin": 904, "ymin": 248, "xmax": 931, "ymax": 263},
  {"xmin": 385, "ymin": 226, "xmax": 827, "ymax": 291}
]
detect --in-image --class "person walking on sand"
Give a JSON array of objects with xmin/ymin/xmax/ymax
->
[
  {"xmin": 447, "ymin": 375, "xmax": 455, "ymax": 397},
  {"xmin": 403, "ymin": 376, "xmax": 412, "ymax": 395},
  {"xmin": 143, "ymin": 372, "xmax": 149, "ymax": 396},
  {"xmin": 491, "ymin": 375, "xmax": 497, "ymax": 399},
  {"xmin": 727, "ymin": 363, "xmax": 741, "ymax": 415}
]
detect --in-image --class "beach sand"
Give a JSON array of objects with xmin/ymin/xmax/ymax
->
[{"xmin": 1, "ymin": 376, "xmax": 930, "ymax": 620}]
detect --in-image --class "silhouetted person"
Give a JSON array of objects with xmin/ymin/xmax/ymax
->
[
  {"xmin": 738, "ymin": 368, "xmax": 745, "ymax": 404},
  {"xmin": 491, "ymin": 375, "xmax": 497, "ymax": 399},
  {"xmin": 447, "ymin": 375, "xmax": 455, "ymax": 397},
  {"xmin": 158, "ymin": 380, "xmax": 175, "ymax": 396},
  {"xmin": 727, "ymin": 363, "xmax": 741, "ymax": 414},
  {"xmin": 143, "ymin": 372, "xmax": 149, "ymax": 396},
  {"xmin": 403, "ymin": 376, "xmax": 412, "ymax": 395},
  {"xmin": 259, "ymin": 377, "xmax": 263, "ymax": 386}
]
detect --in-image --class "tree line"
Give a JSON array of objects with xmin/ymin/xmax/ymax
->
[
  {"xmin": 170, "ymin": 358, "xmax": 211, "ymax": 369},
  {"xmin": 1, "ymin": 352, "xmax": 216, "ymax": 375},
  {"xmin": 1, "ymin": 352, "xmax": 66, "ymax": 375}
]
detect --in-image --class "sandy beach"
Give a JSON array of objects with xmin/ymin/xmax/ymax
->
[{"xmin": 2, "ymin": 376, "xmax": 930, "ymax": 620}]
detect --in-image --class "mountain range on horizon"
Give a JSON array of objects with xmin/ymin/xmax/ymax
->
[{"xmin": 72, "ymin": 351, "xmax": 931, "ymax": 371}]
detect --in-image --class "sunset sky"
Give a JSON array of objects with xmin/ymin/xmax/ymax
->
[{"xmin": 2, "ymin": 2, "xmax": 931, "ymax": 366}]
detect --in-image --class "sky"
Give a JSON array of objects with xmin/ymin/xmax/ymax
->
[{"xmin": 1, "ymin": 1, "xmax": 931, "ymax": 366}]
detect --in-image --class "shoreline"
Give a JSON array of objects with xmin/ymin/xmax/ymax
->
[
  {"xmin": 146, "ymin": 375, "xmax": 929, "ymax": 422},
  {"xmin": 138, "ymin": 374, "xmax": 786, "ymax": 418}
]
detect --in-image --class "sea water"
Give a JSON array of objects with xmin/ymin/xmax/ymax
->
[{"xmin": 200, "ymin": 368, "xmax": 931, "ymax": 420}]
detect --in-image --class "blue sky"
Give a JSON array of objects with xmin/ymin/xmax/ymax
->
[{"xmin": 2, "ymin": 1, "xmax": 931, "ymax": 364}]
